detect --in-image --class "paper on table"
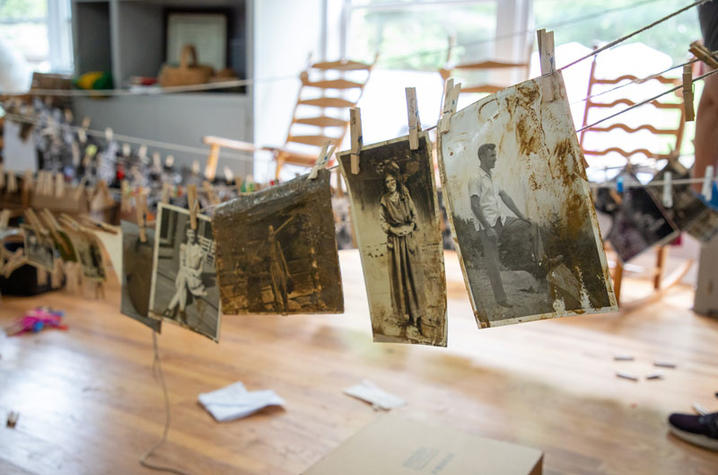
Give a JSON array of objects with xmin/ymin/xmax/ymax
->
[
  {"xmin": 198, "ymin": 382, "xmax": 285, "ymax": 422},
  {"xmin": 344, "ymin": 380, "xmax": 406, "ymax": 411}
]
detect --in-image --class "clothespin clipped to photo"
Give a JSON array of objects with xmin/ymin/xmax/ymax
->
[
  {"xmin": 138, "ymin": 145, "xmax": 148, "ymax": 163},
  {"xmin": 21, "ymin": 171, "xmax": 33, "ymax": 207},
  {"xmin": 683, "ymin": 64, "xmax": 695, "ymax": 122},
  {"xmin": 309, "ymin": 142, "xmax": 335, "ymax": 180},
  {"xmin": 439, "ymin": 78, "xmax": 461, "ymax": 135},
  {"xmin": 54, "ymin": 171, "xmax": 65, "ymax": 198},
  {"xmin": 122, "ymin": 143, "xmax": 131, "ymax": 157},
  {"xmin": 104, "ymin": 127, "xmax": 114, "ymax": 143},
  {"xmin": 187, "ymin": 184, "xmax": 199, "ymax": 230},
  {"xmin": 7, "ymin": 171, "xmax": 18, "ymax": 194},
  {"xmin": 161, "ymin": 182, "xmax": 171, "ymax": 204},
  {"xmin": 0, "ymin": 209, "xmax": 10, "ymax": 229},
  {"xmin": 165, "ymin": 155, "xmax": 175, "ymax": 168},
  {"xmin": 223, "ymin": 166, "xmax": 234, "ymax": 185},
  {"xmin": 537, "ymin": 29, "xmax": 556, "ymax": 75},
  {"xmin": 405, "ymin": 87, "xmax": 421, "ymax": 150},
  {"xmin": 0, "ymin": 164, "xmax": 5, "ymax": 191},
  {"xmin": 205, "ymin": 143, "xmax": 221, "ymax": 181},
  {"xmin": 702, "ymin": 165, "xmax": 714, "ymax": 201},
  {"xmin": 135, "ymin": 187, "xmax": 148, "ymax": 243},
  {"xmin": 616, "ymin": 176, "xmax": 624, "ymax": 194},
  {"xmin": 662, "ymin": 172, "xmax": 673, "ymax": 208},
  {"xmin": 191, "ymin": 160, "xmax": 201, "ymax": 176},
  {"xmin": 152, "ymin": 152, "xmax": 162, "ymax": 171},
  {"xmin": 120, "ymin": 180, "xmax": 132, "ymax": 213},
  {"xmin": 202, "ymin": 180, "xmax": 220, "ymax": 206},
  {"xmin": 350, "ymin": 107, "xmax": 363, "ymax": 175}
]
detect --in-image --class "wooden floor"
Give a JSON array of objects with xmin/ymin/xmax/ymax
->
[{"xmin": 1, "ymin": 250, "xmax": 717, "ymax": 474}]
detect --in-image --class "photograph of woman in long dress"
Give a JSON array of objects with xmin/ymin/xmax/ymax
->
[
  {"xmin": 339, "ymin": 133, "xmax": 447, "ymax": 346},
  {"xmin": 379, "ymin": 171, "xmax": 426, "ymax": 337}
]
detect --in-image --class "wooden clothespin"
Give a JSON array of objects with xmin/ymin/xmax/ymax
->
[
  {"xmin": 74, "ymin": 176, "xmax": 88, "ymax": 202},
  {"xmin": 81, "ymin": 116, "xmax": 91, "ymax": 129},
  {"xmin": 205, "ymin": 143, "xmax": 221, "ymax": 181},
  {"xmin": 120, "ymin": 180, "xmax": 131, "ymax": 213},
  {"xmin": 438, "ymin": 78, "xmax": 461, "ymax": 135},
  {"xmin": 71, "ymin": 141, "xmax": 80, "ymax": 166},
  {"xmin": 135, "ymin": 187, "xmax": 148, "ymax": 242},
  {"xmin": 537, "ymin": 29, "xmax": 556, "ymax": 75},
  {"xmin": 122, "ymin": 143, "xmax": 131, "ymax": 157},
  {"xmin": 309, "ymin": 142, "xmax": 335, "ymax": 180},
  {"xmin": 0, "ymin": 209, "xmax": 10, "ymax": 229},
  {"xmin": 202, "ymin": 180, "xmax": 220, "ymax": 206},
  {"xmin": 662, "ymin": 171, "xmax": 673, "ymax": 208},
  {"xmin": 54, "ymin": 172, "xmax": 65, "ymax": 198},
  {"xmin": 405, "ymin": 87, "xmax": 421, "ymax": 150},
  {"xmin": 187, "ymin": 184, "xmax": 199, "ymax": 230},
  {"xmin": 161, "ymin": 183, "xmax": 171, "ymax": 204},
  {"xmin": 138, "ymin": 145, "xmax": 148, "ymax": 162},
  {"xmin": 6, "ymin": 171, "xmax": 18, "ymax": 194},
  {"xmin": 104, "ymin": 127, "xmax": 114, "ymax": 143},
  {"xmin": 223, "ymin": 166, "xmax": 234, "ymax": 185},
  {"xmin": 191, "ymin": 160, "xmax": 201, "ymax": 176},
  {"xmin": 24, "ymin": 208, "xmax": 46, "ymax": 236},
  {"xmin": 689, "ymin": 41, "xmax": 718, "ymax": 69},
  {"xmin": 21, "ymin": 171, "xmax": 33, "ymax": 207},
  {"xmin": 349, "ymin": 107, "xmax": 363, "ymax": 174},
  {"xmin": 152, "ymin": 152, "xmax": 162, "ymax": 171},
  {"xmin": 702, "ymin": 165, "xmax": 714, "ymax": 201},
  {"xmin": 0, "ymin": 164, "xmax": 5, "ymax": 191},
  {"xmin": 683, "ymin": 64, "xmax": 695, "ymax": 122},
  {"xmin": 165, "ymin": 155, "xmax": 175, "ymax": 168},
  {"xmin": 64, "ymin": 108, "xmax": 73, "ymax": 124},
  {"xmin": 77, "ymin": 128, "xmax": 87, "ymax": 144}
]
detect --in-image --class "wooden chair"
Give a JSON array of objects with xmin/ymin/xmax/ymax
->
[
  {"xmin": 579, "ymin": 55, "xmax": 690, "ymax": 306},
  {"xmin": 203, "ymin": 56, "xmax": 376, "ymax": 181},
  {"xmin": 438, "ymin": 36, "xmax": 532, "ymax": 99}
]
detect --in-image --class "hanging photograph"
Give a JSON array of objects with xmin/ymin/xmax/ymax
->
[
  {"xmin": 606, "ymin": 173, "xmax": 680, "ymax": 262},
  {"xmin": 60, "ymin": 227, "xmax": 106, "ymax": 281},
  {"xmin": 149, "ymin": 203, "xmax": 220, "ymax": 341},
  {"xmin": 212, "ymin": 169, "xmax": 343, "ymax": 315},
  {"xmin": 338, "ymin": 134, "xmax": 447, "ymax": 346},
  {"xmin": 647, "ymin": 161, "xmax": 718, "ymax": 243},
  {"xmin": 121, "ymin": 221, "xmax": 161, "ymax": 332},
  {"xmin": 22, "ymin": 226, "xmax": 54, "ymax": 271},
  {"xmin": 438, "ymin": 72, "xmax": 617, "ymax": 328}
]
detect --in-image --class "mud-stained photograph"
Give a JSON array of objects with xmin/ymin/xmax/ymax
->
[
  {"xmin": 439, "ymin": 72, "xmax": 616, "ymax": 328},
  {"xmin": 212, "ymin": 170, "xmax": 343, "ymax": 315},
  {"xmin": 22, "ymin": 226, "xmax": 54, "ymax": 271},
  {"xmin": 607, "ymin": 174, "xmax": 680, "ymax": 263},
  {"xmin": 149, "ymin": 203, "xmax": 220, "ymax": 341},
  {"xmin": 120, "ymin": 221, "xmax": 161, "ymax": 332},
  {"xmin": 339, "ymin": 134, "xmax": 447, "ymax": 346},
  {"xmin": 647, "ymin": 161, "xmax": 718, "ymax": 243}
]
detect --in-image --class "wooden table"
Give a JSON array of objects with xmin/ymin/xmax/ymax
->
[{"xmin": 1, "ymin": 250, "xmax": 717, "ymax": 474}]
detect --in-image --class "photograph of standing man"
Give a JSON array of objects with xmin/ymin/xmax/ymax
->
[{"xmin": 469, "ymin": 143, "xmax": 530, "ymax": 308}]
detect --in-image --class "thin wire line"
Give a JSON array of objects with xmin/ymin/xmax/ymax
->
[
  {"xmin": 577, "ymin": 67, "xmax": 718, "ymax": 132},
  {"xmin": 560, "ymin": 0, "xmax": 712, "ymax": 71},
  {"xmin": 139, "ymin": 332, "xmax": 189, "ymax": 475},
  {"xmin": 4, "ymin": 113, "xmax": 255, "ymax": 163}
]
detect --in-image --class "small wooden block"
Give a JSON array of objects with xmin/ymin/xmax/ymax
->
[
  {"xmin": 653, "ymin": 361, "xmax": 676, "ymax": 369},
  {"xmin": 613, "ymin": 355, "xmax": 634, "ymax": 361},
  {"xmin": 682, "ymin": 64, "xmax": 695, "ymax": 122},
  {"xmin": 645, "ymin": 374, "xmax": 663, "ymax": 381},
  {"xmin": 405, "ymin": 87, "xmax": 421, "ymax": 150}
]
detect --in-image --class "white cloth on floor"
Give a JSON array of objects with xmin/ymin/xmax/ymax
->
[
  {"xmin": 198, "ymin": 382, "xmax": 285, "ymax": 422},
  {"xmin": 344, "ymin": 380, "xmax": 406, "ymax": 411}
]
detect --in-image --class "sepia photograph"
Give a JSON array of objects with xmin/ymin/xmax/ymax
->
[
  {"xmin": 149, "ymin": 203, "xmax": 220, "ymax": 341},
  {"xmin": 212, "ymin": 169, "xmax": 343, "ymax": 315},
  {"xmin": 339, "ymin": 134, "xmax": 447, "ymax": 346},
  {"xmin": 647, "ymin": 161, "xmax": 718, "ymax": 243},
  {"xmin": 64, "ymin": 228, "xmax": 106, "ymax": 281},
  {"xmin": 22, "ymin": 225, "xmax": 54, "ymax": 271},
  {"xmin": 121, "ymin": 221, "xmax": 161, "ymax": 332},
  {"xmin": 438, "ymin": 72, "xmax": 617, "ymax": 328},
  {"xmin": 607, "ymin": 174, "xmax": 680, "ymax": 263}
]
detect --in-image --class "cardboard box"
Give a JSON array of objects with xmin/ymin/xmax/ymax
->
[{"xmin": 304, "ymin": 414, "xmax": 543, "ymax": 475}]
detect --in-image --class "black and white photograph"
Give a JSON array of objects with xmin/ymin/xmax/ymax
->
[
  {"xmin": 22, "ymin": 225, "xmax": 54, "ymax": 271},
  {"xmin": 439, "ymin": 72, "xmax": 617, "ymax": 328},
  {"xmin": 339, "ymin": 134, "xmax": 447, "ymax": 346},
  {"xmin": 648, "ymin": 161, "xmax": 718, "ymax": 243},
  {"xmin": 607, "ymin": 174, "xmax": 680, "ymax": 263},
  {"xmin": 149, "ymin": 203, "xmax": 220, "ymax": 341},
  {"xmin": 64, "ymin": 228, "xmax": 106, "ymax": 281},
  {"xmin": 212, "ymin": 169, "xmax": 344, "ymax": 315},
  {"xmin": 121, "ymin": 221, "xmax": 161, "ymax": 332}
]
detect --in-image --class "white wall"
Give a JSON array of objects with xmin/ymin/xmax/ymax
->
[{"xmin": 253, "ymin": 0, "xmax": 323, "ymax": 181}]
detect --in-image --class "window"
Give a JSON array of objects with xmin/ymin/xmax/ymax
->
[{"xmin": 0, "ymin": 0, "xmax": 73, "ymax": 73}]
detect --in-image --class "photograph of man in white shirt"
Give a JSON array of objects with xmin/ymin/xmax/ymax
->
[{"xmin": 468, "ymin": 143, "xmax": 531, "ymax": 308}]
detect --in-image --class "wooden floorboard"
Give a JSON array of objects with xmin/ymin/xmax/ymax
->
[{"xmin": 1, "ymin": 250, "xmax": 717, "ymax": 474}]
